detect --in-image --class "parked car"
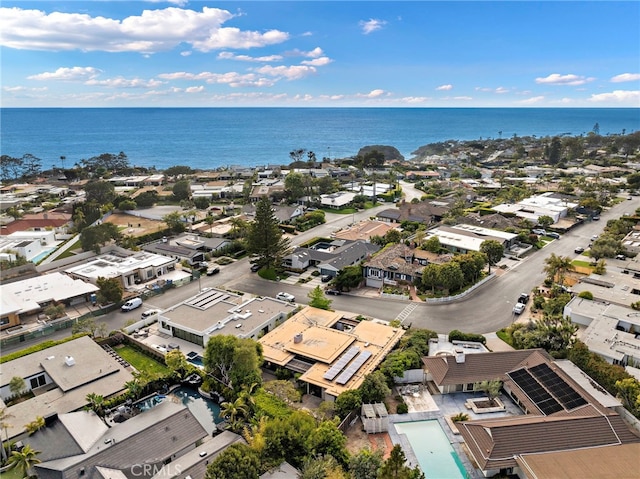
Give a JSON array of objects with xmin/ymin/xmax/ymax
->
[
  {"xmin": 206, "ymin": 266, "xmax": 220, "ymax": 276},
  {"xmin": 513, "ymin": 303, "xmax": 526, "ymax": 315},
  {"xmin": 250, "ymin": 263, "xmax": 261, "ymax": 272},
  {"xmin": 141, "ymin": 309, "xmax": 161, "ymax": 319},
  {"xmin": 547, "ymin": 232, "xmax": 560, "ymax": 239},
  {"xmin": 591, "ymin": 235, "xmax": 599, "ymax": 241},
  {"xmin": 321, "ymin": 274, "xmax": 332, "ymax": 282},
  {"xmin": 592, "ymin": 216, "xmax": 600, "ymax": 221},
  {"xmin": 532, "ymin": 228, "xmax": 546, "ymax": 236},
  {"xmin": 276, "ymin": 292, "xmax": 295, "ymax": 302},
  {"xmin": 574, "ymin": 246, "xmax": 585, "ymax": 254},
  {"xmin": 616, "ymin": 254, "xmax": 626, "ymax": 260},
  {"xmin": 121, "ymin": 297, "xmax": 143, "ymax": 312},
  {"xmin": 325, "ymin": 289, "xmax": 342, "ymax": 295},
  {"xmin": 517, "ymin": 293, "xmax": 529, "ymax": 304}
]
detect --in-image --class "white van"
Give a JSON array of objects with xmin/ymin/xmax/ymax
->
[{"xmin": 121, "ymin": 297, "xmax": 143, "ymax": 312}]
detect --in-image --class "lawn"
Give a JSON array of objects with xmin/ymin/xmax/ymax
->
[
  {"xmin": 0, "ymin": 466, "xmax": 23, "ymax": 479},
  {"xmin": 114, "ymin": 344, "xmax": 170, "ymax": 379}
]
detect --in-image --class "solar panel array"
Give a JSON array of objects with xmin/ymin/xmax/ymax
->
[
  {"xmin": 336, "ymin": 350, "xmax": 372, "ymax": 385},
  {"xmin": 508, "ymin": 368, "xmax": 563, "ymax": 415},
  {"xmin": 323, "ymin": 347, "xmax": 360, "ymax": 381},
  {"xmin": 529, "ymin": 363, "xmax": 587, "ymax": 410}
]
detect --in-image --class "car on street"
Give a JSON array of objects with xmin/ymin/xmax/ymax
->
[
  {"xmin": 591, "ymin": 235, "xmax": 599, "ymax": 241},
  {"xmin": 206, "ymin": 266, "xmax": 220, "ymax": 276},
  {"xmin": 517, "ymin": 293, "xmax": 529, "ymax": 304},
  {"xmin": 616, "ymin": 254, "xmax": 626, "ymax": 260},
  {"xmin": 121, "ymin": 297, "xmax": 143, "ymax": 312},
  {"xmin": 574, "ymin": 247, "xmax": 585, "ymax": 254},
  {"xmin": 325, "ymin": 289, "xmax": 341, "ymax": 295},
  {"xmin": 592, "ymin": 216, "xmax": 600, "ymax": 221},
  {"xmin": 250, "ymin": 263, "xmax": 261, "ymax": 272},
  {"xmin": 547, "ymin": 232, "xmax": 560, "ymax": 239},
  {"xmin": 513, "ymin": 303, "xmax": 526, "ymax": 315},
  {"xmin": 141, "ymin": 309, "xmax": 161, "ymax": 319},
  {"xmin": 276, "ymin": 292, "xmax": 295, "ymax": 302}
]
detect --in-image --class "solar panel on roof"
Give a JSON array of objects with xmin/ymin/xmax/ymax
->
[
  {"xmin": 508, "ymin": 368, "xmax": 563, "ymax": 415},
  {"xmin": 336, "ymin": 350, "xmax": 372, "ymax": 385},
  {"xmin": 323, "ymin": 347, "xmax": 360, "ymax": 381},
  {"xmin": 529, "ymin": 363, "xmax": 587, "ymax": 410}
]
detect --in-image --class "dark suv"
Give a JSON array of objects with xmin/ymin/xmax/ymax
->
[{"xmin": 517, "ymin": 293, "xmax": 530, "ymax": 304}]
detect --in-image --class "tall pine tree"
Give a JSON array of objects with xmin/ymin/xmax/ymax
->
[{"xmin": 246, "ymin": 197, "xmax": 290, "ymax": 270}]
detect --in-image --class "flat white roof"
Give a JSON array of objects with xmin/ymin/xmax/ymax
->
[
  {"xmin": 65, "ymin": 251, "xmax": 175, "ymax": 279},
  {"xmin": 450, "ymin": 223, "xmax": 518, "ymax": 241},
  {"xmin": 1, "ymin": 272, "xmax": 98, "ymax": 315}
]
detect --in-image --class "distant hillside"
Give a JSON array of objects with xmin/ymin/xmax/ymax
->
[{"xmin": 357, "ymin": 145, "xmax": 404, "ymax": 161}]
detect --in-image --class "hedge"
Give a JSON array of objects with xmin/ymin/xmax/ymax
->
[{"xmin": 448, "ymin": 329, "xmax": 487, "ymax": 345}]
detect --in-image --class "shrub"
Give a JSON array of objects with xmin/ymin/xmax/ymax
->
[
  {"xmin": 578, "ymin": 291, "xmax": 594, "ymax": 300},
  {"xmin": 451, "ymin": 412, "xmax": 469, "ymax": 422},
  {"xmin": 448, "ymin": 329, "xmax": 487, "ymax": 345},
  {"xmin": 396, "ymin": 402, "xmax": 409, "ymax": 414}
]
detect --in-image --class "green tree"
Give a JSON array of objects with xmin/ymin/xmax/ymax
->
[
  {"xmin": 84, "ymin": 180, "xmax": 116, "ymax": 205},
  {"xmin": 125, "ymin": 378, "xmax": 143, "ymax": 399},
  {"xmin": 349, "ymin": 448, "xmax": 383, "ymax": 479},
  {"xmin": 164, "ymin": 165, "xmax": 193, "ymax": 177},
  {"xmin": 306, "ymin": 419, "xmax": 348, "ymax": 466},
  {"xmin": 537, "ymin": 215, "xmax": 554, "ymax": 228},
  {"xmin": 285, "ymin": 171, "xmax": 306, "ymax": 202},
  {"xmin": 163, "ymin": 211, "xmax": 186, "ymax": 234},
  {"xmin": 615, "ymin": 378, "xmax": 640, "ymax": 417},
  {"xmin": 21, "ymin": 153, "xmax": 42, "ymax": 178},
  {"xmin": 263, "ymin": 380, "xmax": 301, "ymax": 405},
  {"xmin": 437, "ymin": 262, "xmax": 464, "ymax": 294},
  {"xmin": 246, "ymin": 197, "xmax": 290, "ymax": 270},
  {"xmin": 333, "ymin": 264, "xmax": 363, "ymax": 292},
  {"xmin": 423, "ymin": 236, "xmax": 441, "ymax": 253},
  {"xmin": 118, "ymin": 199, "xmax": 136, "ymax": 211},
  {"xmin": 165, "ymin": 350, "xmax": 188, "ymax": 379},
  {"xmin": 96, "ymin": 276, "xmax": 123, "ymax": 304},
  {"xmin": 378, "ymin": 445, "xmax": 424, "ymax": 479},
  {"xmin": 473, "ymin": 379, "xmax": 502, "ymax": 406},
  {"xmin": 80, "ymin": 223, "xmax": 121, "ymax": 253},
  {"xmin": 204, "ymin": 443, "xmax": 261, "ymax": 479},
  {"xmin": 543, "ymin": 253, "xmax": 575, "ymax": 286},
  {"xmin": 335, "ymin": 389, "xmax": 362, "ymax": 419},
  {"xmin": 384, "ymin": 229, "xmax": 402, "ymax": 244},
  {"xmin": 300, "ymin": 455, "xmax": 347, "ymax": 479},
  {"xmin": 359, "ymin": 371, "xmax": 390, "ymax": 404},
  {"xmin": 9, "ymin": 376, "xmax": 25, "ymax": 398},
  {"xmin": 590, "ymin": 235, "xmax": 622, "ymax": 261},
  {"xmin": 452, "ymin": 251, "xmax": 486, "ymax": 285},
  {"xmin": 85, "ymin": 393, "xmax": 105, "ymax": 417},
  {"xmin": 6, "ymin": 444, "xmax": 41, "ymax": 478},
  {"xmin": 261, "ymin": 410, "xmax": 316, "ymax": 469},
  {"xmin": 203, "ymin": 335, "xmax": 263, "ymax": 396},
  {"xmin": 308, "ymin": 286, "xmax": 332, "ymax": 310},
  {"xmin": 547, "ymin": 136, "xmax": 562, "ymax": 165},
  {"xmin": 220, "ymin": 396, "xmax": 249, "ymax": 431},
  {"xmin": 134, "ymin": 190, "xmax": 158, "ymax": 208},
  {"xmin": 480, "ymin": 240, "xmax": 504, "ymax": 273},
  {"xmin": 421, "ymin": 263, "xmax": 440, "ymax": 294},
  {"xmin": 172, "ymin": 179, "xmax": 191, "ymax": 201}
]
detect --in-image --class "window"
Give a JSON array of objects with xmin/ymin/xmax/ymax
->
[{"xmin": 30, "ymin": 374, "xmax": 46, "ymax": 389}]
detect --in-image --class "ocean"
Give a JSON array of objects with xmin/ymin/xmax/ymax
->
[{"xmin": 2, "ymin": 108, "xmax": 639, "ymax": 171}]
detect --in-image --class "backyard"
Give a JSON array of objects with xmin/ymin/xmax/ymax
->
[{"xmin": 114, "ymin": 344, "xmax": 170, "ymax": 379}]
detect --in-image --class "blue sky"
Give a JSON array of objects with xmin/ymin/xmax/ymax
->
[{"xmin": 1, "ymin": 1, "xmax": 639, "ymax": 108}]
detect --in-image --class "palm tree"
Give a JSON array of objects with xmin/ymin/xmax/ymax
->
[
  {"xmin": 220, "ymin": 396, "xmax": 248, "ymax": 424},
  {"xmin": 125, "ymin": 378, "xmax": 143, "ymax": 399},
  {"xmin": 85, "ymin": 393, "xmax": 105, "ymax": 417},
  {"xmin": 543, "ymin": 253, "xmax": 575, "ymax": 287},
  {"xmin": 0, "ymin": 408, "xmax": 15, "ymax": 462},
  {"xmin": 24, "ymin": 416, "xmax": 45, "ymax": 435},
  {"xmin": 7, "ymin": 444, "xmax": 41, "ymax": 478}
]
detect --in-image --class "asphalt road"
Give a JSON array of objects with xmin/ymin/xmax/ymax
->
[{"xmin": 3, "ymin": 196, "xmax": 637, "ymax": 355}]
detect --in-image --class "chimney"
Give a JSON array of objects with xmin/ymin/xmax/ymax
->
[
  {"xmin": 294, "ymin": 333, "xmax": 303, "ymax": 344},
  {"xmin": 454, "ymin": 348, "xmax": 465, "ymax": 364},
  {"xmin": 65, "ymin": 355, "xmax": 76, "ymax": 367}
]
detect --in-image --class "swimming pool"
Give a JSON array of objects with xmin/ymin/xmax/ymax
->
[
  {"xmin": 394, "ymin": 420, "xmax": 467, "ymax": 479},
  {"xmin": 30, "ymin": 247, "xmax": 57, "ymax": 264},
  {"xmin": 135, "ymin": 393, "xmax": 166, "ymax": 412},
  {"xmin": 186, "ymin": 352, "xmax": 204, "ymax": 368},
  {"xmin": 171, "ymin": 386, "xmax": 222, "ymax": 435}
]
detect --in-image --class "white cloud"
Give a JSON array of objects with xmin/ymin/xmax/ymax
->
[
  {"xmin": 452, "ymin": 96, "xmax": 472, "ymax": 101},
  {"xmin": 185, "ymin": 86, "xmax": 205, "ymax": 93},
  {"xmin": 400, "ymin": 96, "xmax": 429, "ymax": 104},
  {"xmin": 85, "ymin": 77, "xmax": 164, "ymax": 88},
  {"xmin": 158, "ymin": 70, "xmax": 275, "ymax": 87},
  {"xmin": 0, "ymin": 6, "xmax": 289, "ymax": 53},
  {"xmin": 535, "ymin": 73, "xmax": 594, "ymax": 86},
  {"xmin": 356, "ymin": 89, "xmax": 387, "ymax": 98},
  {"xmin": 253, "ymin": 64, "xmax": 317, "ymax": 81},
  {"xmin": 610, "ymin": 73, "xmax": 640, "ymax": 83},
  {"xmin": 436, "ymin": 84, "xmax": 452, "ymax": 91},
  {"xmin": 301, "ymin": 57, "xmax": 332, "ymax": 67},
  {"xmin": 359, "ymin": 19, "xmax": 387, "ymax": 34},
  {"xmin": 588, "ymin": 90, "xmax": 640, "ymax": 104},
  {"xmin": 495, "ymin": 87, "xmax": 509, "ymax": 94},
  {"xmin": 147, "ymin": 0, "xmax": 189, "ymax": 6},
  {"xmin": 27, "ymin": 66, "xmax": 101, "ymax": 81},
  {"xmin": 519, "ymin": 96, "xmax": 545, "ymax": 105},
  {"xmin": 180, "ymin": 51, "xmax": 192, "ymax": 57},
  {"xmin": 217, "ymin": 52, "xmax": 283, "ymax": 62}
]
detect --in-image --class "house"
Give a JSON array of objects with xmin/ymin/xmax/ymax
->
[
  {"xmin": 568, "ymin": 265, "xmax": 640, "ymax": 307},
  {"xmin": 0, "ymin": 336, "xmax": 133, "ymax": 440},
  {"xmin": 0, "ymin": 272, "xmax": 98, "ymax": 330},
  {"xmin": 422, "ymin": 349, "xmax": 640, "ymax": 477},
  {"xmin": 493, "ymin": 192, "xmax": 578, "ymax": 224},
  {"xmin": 31, "ymin": 401, "xmax": 217, "ymax": 479},
  {"xmin": 320, "ymin": 191, "xmax": 356, "ymax": 209},
  {"xmin": 376, "ymin": 200, "xmax": 449, "ymax": 225},
  {"xmin": 563, "ymin": 296, "xmax": 640, "ymax": 366},
  {"xmin": 65, "ymin": 248, "xmax": 178, "ymax": 289},
  {"xmin": 425, "ymin": 224, "xmax": 518, "ymax": 254},
  {"xmin": 333, "ymin": 220, "xmax": 397, "ymax": 242},
  {"xmin": 260, "ymin": 306, "xmax": 405, "ymax": 401},
  {"xmin": 363, "ymin": 243, "xmax": 449, "ymax": 288},
  {"xmin": 282, "ymin": 239, "xmax": 379, "ymax": 276},
  {"xmin": 0, "ymin": 230, "xmax": 58, "ymax": 262},
  {"xmin": 0, "ymin": 211, "xmax": 72, "ymax": 235},
  {"xmin": 156, "ymin": 288, "xmax": 297, "ymax": 347},
  {"xmin": 242, "ymin": 203, "xmax": 306, "ymax": 223}
]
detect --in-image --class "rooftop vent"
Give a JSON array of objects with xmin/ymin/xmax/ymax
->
[
  {"xmin": 65, "ymin": 356, "xmax": 76, "ymax": 367},
  {"xmin": 294, "ymin": 333, "xmax": 303, "ymax": 344}
]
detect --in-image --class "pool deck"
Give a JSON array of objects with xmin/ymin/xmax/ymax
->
[{"xmin": 388, "ymin": 388, "xmax": 524, "ymax": 479}]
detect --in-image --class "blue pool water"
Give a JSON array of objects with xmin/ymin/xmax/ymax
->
[
  {"xmin": 187, "ymin": 354, "xmax": 204, "ymax": 368},
  {"xmin": 171, "ymin": 386, "xmax": 221, "ymax": 435},
  {"xmin": 394, "ymin": 420, "xmax": 467, "ymax": 479},
  {"xmin": 30, "ymin": 247, "xmax": 57, "ymax": 264},
  {"xmin": 135, "ymin": 394, "xmax": 165, "ymax": 412}
]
